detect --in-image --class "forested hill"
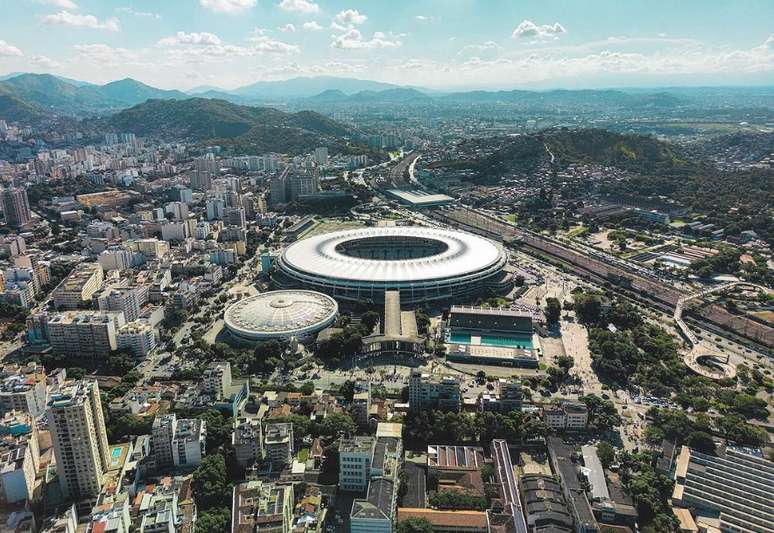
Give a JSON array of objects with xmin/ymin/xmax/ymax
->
[{"xmin": 98, "ymin": 98, "xmax": 356, "ymax": 154}]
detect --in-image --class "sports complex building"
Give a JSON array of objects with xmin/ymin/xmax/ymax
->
[
  {"xmin": 223, "ymin": 289, "xmax": 338, "ymax": 344},
  {"xmin": 445, "ymin": 305, "xmax": 540, "ymax": 368},
  {"xmin": 272, "ymin": 227, "xmax": 513, "ymax": 305}
]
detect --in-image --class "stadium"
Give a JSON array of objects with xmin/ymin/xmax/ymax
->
[
  {"xmin": 273, "ymin": 227, "xmax": 512, "ymax": 305},
  {"xmin": 223, "ymin": 290, "xmax": 338, "ymax": 344}
]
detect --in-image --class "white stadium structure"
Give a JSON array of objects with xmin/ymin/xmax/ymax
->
[
  {"xmin": 223, "ymin": 290, "xmax": 338, "ymax": 343},
  {"xmin": 273, "ymin": 227, "xmax": 512, "ymax": 305}
]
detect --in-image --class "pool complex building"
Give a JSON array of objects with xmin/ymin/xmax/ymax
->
[{"xmin": 445, "ymin": 305, "xmax": 540, "ymax": 368}]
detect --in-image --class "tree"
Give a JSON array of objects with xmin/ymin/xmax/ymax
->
[
  {"xmin": 339, "ymin": 380, "xmax": 356, "ymax": 402},
  {"xmin": 574, "ymin": 293, "xmax": 602, "ymax": 325},
  {"xmin": 107, "ymin": 351, "xmax": 135, "ymax": 374},
  {"xmin": 195, "ymin": 508, "xmax": 230, "ymax": 532},
  {"xmin": 396, "ymin": 517, "xmax": 434, "ymax": 533},
  {"xmin": 360, "ymin": 310, "xmax": 380, "ymax": 334},
  {"xmin": 317, "ymin": 413, "xmax": 356, "ymax": 438},
  {"xmin": 544, "ymin": 297, "xmax": 561, "ymax": 324},
  {"xmin": 192, "ymin": 454, "xmax": 229, "ymax": 509},
  {"xmin": 415, "ymin": 309, "xmax": 430, "ymax": 335},
  {"xmin": 731, "ymin": 393, "xmax": 768, "ymax": 420},
  {"xmin": 556, "ymin": 355, "xmax": 575, "ymax": 376},
  {"xmin": 596, "ymin": 442, "xmax": 616, "ymax": 469},
  {"xmin": 686, "ymin": 431, "xmax": 715, "ymax": 454}
]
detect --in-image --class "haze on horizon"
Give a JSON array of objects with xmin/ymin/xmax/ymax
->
[{"xmin": 0, "ymin": 0, "xmax": 773, "ymax": 91}]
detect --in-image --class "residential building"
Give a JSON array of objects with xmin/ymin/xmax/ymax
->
[
  {"xmin": 0, "ymin": 441, "xmax": 35, "ymax": 503},
  {"xmin": 480, "ymin": 378, "xmax": 523, "ymax": 413},
  {"xmin": 339, "ymin": 437, "xmax": 375, "ymax": 492},
  {"xmin": 171, "ymin": 418, "xmax": 206, "ymax": 468},
  {"xmin": 545, "ymin": 401, "xmax": 589, "ymax": 431},
  {"xmin": 264, "ymin": 423, "xmax": 293, "ymax": 470},
  {"xmin": 52, "ymin": 263, "xmax": 104, "ymax": 310},
  {"xmin": 233, "ymin": 417, "xmax": 263, "ymax": 468},
  {"xmin": 0, "ymin": 363, "xmax": 47, "ymax": 417},
  {"xmin": 98, "ymin": 247, "xmax": 135, "ymax": 272},
  {"xmin": 231, "ymin": 480, "xmax": 293, "ymax": 533},
  {"xmin": 45, "ymin": 311, "xmax": 126, "ymax": 359},
  {"xmin": 351, "ymin": 381, "xmax": 371, "ymax": 429},
  {"xmin": 350, "ymin": 478, "xmax": 396, "ymax": 533},
  {"xmin": 1, "ymin": 189, "xmax": 31, "ymax": 228},
  {"xmin": 151, "ymin": 414, "xmax": 177, "ymax": 469},
  {"xmin": 88, "ymin": 493, "xmax": 131, "ymax": 533},
  {"xmin": 116, "ymin": 322, "xmax": 156, "ymax": 358},
  {"xmin": 190, "ymin": 170, "xmax": 212, "ymax": 191},
  {"xmin": 408, "ymin": 369, "xmax": 461, "ymax": 412},
  {"xmin": 97, "ymin": 286, "xmax": 144, "ymax": 322},
  {"xmin": 40, "ymin": 504, "xmax": 78, "ymax": 533},
  {"xmin": 46, "ymin": 380, "xmax": 110, "ymax": 500},
  {"xmin": 202, "ymin": 361, "xmax": 231, "ymax": 401}
]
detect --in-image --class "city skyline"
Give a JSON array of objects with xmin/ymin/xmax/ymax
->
[{"xmin": 0, "ymin": 0, "xmax": 772, "ymax": 91}]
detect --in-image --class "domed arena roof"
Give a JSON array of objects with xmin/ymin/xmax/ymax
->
[{"xmin": 224, "ymin": 290, "xmax": 338, "ymax": 341}]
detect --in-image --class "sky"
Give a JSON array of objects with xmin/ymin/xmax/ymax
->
[{"xmin": 0, "ymin": 0, "xmax": 772, "ymax": 91}]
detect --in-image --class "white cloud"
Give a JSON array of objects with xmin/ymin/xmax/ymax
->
[
  {"xmin": 0, "ymin": 40, "xmax": 23, "ymax": 57},
  {"xmin": 73, "ymin": 43, "xmax": 137, "ymax": 65},
  {"xmin": 31, "ymin": 55, "xmax": 61, "ymax": 68},
  {"xmin": 278, "ymin": 0, "xmax": 319, "ymax": 14},
  {"xmin": 512, "ymin": 19, "xmax": 565, "ymax": 40},
  {"xmin": 41, "ymin": 11, "xmax": 120, "ymax": 31},
  {"xmin": 459, "ymin": 40, "xmax": 501, "ymax": 54},
  {"xmin": 302, "ymin": 21, "xmax": 323, "ymax": 31},
  {"xmin": 250, "ymin": 34, "xmax": 300, "ymax": 54},
  {"xmin": 331, "ymin": 29, "xmax": 402, "ymax": 50},
  {"xmin": 415, "ymin": 15, "xmax": 433, "ymax": 22},
  {"xmin": 335, "ymin": 9, "xmax": 367, "ymax": 26},
  {"xmin": 116, "ymin": 7, "xmax": 161, "ymax": 19},
  {"xmin": 35, "ymin": 0, "xmax": 79, "ymax": 9},
  {"xmin": 158, "ymin": 32, "xmax": 222, "ymax": 46},
  {"xmin": 279, "ymin": 23, "xmax": 296, "ymax": 32},
  {"xmin": 199, "ymin": 0, "xmax": 256, "ymax": 14}
]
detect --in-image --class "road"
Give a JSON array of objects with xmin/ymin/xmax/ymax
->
[{"xmin": 388, "ymin": 152, "xmax": 421, "ymax": 187}]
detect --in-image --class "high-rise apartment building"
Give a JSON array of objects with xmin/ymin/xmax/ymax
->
[
  {"xmin": 408, "ymin": 369, "xmax": 461, "ymax": 412},
  {"xmin": 1, "ymin": 189, "xmax": 31, "ymax": 228},
  {"xmin": 45, "ymin": 311, "xmax": 126, "ymax": 360},
  {"xmin": 96, "ymin": 286, "xmax": 143, "ymax": 322},
  {"xmin": 52, "ymin": 263, "xmax": 104, "ymax": 310},
  {"xmin": 151, "ymin": 414, "xmax": 177, "ymax": 469},
  {"xmin": 232, "ymin": 417, "xmax": 263, "ymax": 468},
  {"xmin": 190, "ymin": 170, "xmax": 212, "ymax": 191},
  {"xmin": 264, "ymin": 423, "xmax": 293, "ymax": 469},
  {"xmin": 46, "ymin": 380, "xmax": 110, "ymax": 500}
]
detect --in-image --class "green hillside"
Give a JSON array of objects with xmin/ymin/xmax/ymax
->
[
  {"xmin": 100, "ymin": 97, "xmax": 355, "ymax": 154},
  {"xmin": 0, "ymin": 74, "xmax": 187, "ymax": 117}
]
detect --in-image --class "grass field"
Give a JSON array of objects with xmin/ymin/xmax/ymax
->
[{"xmin": 568, "ymin": 225, "xmax": 589, "ymax": 238}]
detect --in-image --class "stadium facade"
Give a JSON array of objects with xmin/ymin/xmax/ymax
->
[{"xmin": 273, "ymin": 227, "xmax": 512, "ymax": 305}]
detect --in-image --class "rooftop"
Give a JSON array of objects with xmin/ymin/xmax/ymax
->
[{"xmin": 224, "ymin": 290, "xmax": 338, "ymax": 338}]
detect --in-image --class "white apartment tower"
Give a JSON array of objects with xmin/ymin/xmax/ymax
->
[{"xmin": 46, "ymin": 380, "xmax": 110, "ymax": 500}]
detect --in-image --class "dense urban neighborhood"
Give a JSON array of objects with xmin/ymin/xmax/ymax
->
[{"xmin": 0, "ymin": 5, "xmax": 772, "ymax": 533}]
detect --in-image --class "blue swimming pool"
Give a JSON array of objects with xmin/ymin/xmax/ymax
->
[{"xmin": 448, "ymin": 332, "xmax": 533, "ymax": 350}]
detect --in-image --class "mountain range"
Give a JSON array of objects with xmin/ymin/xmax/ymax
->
[
  {"xmin": 0, "ymin": 73, "xmax": 187, "ymax": 117},
  {"xmin": 97, "ymin": 97, "xmax": 357, "ymax": 154},
  {"xmin": 1, "ymin": 72, "xmax": 772, "ymax": 125}
]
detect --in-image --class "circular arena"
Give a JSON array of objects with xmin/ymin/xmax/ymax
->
[
  {"xmin": 274, "ymin": 227, "xmax": 512, "ymax": 305},
  {"xmin": 223, "ymin": 290, "xmax": 338, "ymax": 343}
]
